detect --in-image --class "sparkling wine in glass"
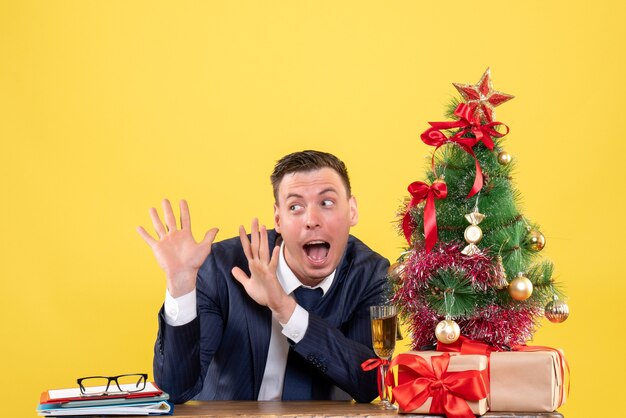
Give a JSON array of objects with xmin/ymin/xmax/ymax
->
[{"xmin": 370, "ymin": 305, "xmax": 397, "ymax": 410}]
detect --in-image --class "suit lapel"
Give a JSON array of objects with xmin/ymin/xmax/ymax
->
[
  {"xmin": 242, "ymin": 231, "xmax": 279, "ymax": 397},
  {"xmin": 244, "ymin": 297, "xmax": 272, "ymax": 397},
  {"xmin": 315, "ymin": 239, "xmax": 353, "ymax": 324},
  {"xmin": 328, "ymin": 238, "xmax": 353, "ymax": 290}
]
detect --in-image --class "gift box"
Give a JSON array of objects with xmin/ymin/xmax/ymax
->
[
  {"xmin": 392, "ymin": 351, "xmax": 489, "ymax": 417},
  {"xmin": 489, "ymin": 349, "xmax": 566, "ymax": 412}
]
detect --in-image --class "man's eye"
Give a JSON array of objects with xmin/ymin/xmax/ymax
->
[
  {"xmin": 322, "ymin": 200, "xmax": 334, "ymax": 207},
  {"xmin": 290, "ymin": 204, "xmax": 303, "ymax": 211}
]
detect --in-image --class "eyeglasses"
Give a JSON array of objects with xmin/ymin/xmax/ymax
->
[{"xmin": 77, "ymin": 373, "xmax": 147, "ymax": 397}]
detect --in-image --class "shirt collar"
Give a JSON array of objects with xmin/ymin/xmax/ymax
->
[{"xmin": 276, "ymin": 241, "xmax": 335, "ymax": 296}]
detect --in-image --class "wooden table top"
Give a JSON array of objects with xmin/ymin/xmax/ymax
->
[{"xmin": 169, "ymin": 401, "xmax": 564, "ymax": 418}]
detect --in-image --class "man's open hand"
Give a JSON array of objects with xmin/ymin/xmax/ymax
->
[
  {"xmin": 137, "ymin": 199, "xmax": 219, "ymax": 297},
  {"xmin": 231, "ymin": 219, "xmax": 296, "ymax": 323}
]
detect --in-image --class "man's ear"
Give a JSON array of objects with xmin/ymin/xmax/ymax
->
[
  {"xmin": 274, "ymin": 203, "xmax": 281, "ymax": 233},
  {"xmin": 349, "ymin": 195, "xmax": 359, "ymax": 227}
]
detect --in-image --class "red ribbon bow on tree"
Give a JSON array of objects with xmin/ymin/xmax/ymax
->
[
  {"xmin": 390, "ymin": 353, "xmax": 488, "ymax": 418},
  {"xmin": 402, "ymin": 179, "xmax": 448, "ymax": 251},
  {"xmin": 420, "ymin": 103, "xmax": 509, "ymax": 198}
]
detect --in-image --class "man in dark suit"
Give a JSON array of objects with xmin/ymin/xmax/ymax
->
[{"xmin": 137, "ymin": 150, "xmax": 389, "ymax": 403}]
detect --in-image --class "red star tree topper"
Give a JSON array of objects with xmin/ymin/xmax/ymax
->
[{"xmin": 453, "ymin": 68, "xmax": 514, "ymax": 123}]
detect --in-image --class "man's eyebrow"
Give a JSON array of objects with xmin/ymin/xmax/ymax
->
[
  {"xmin": 284, "ymin": 188, "xmax": 339, "ymax": 200},
  {"xmin": 319, "ymin": 187, "xmax": 339, "ymax": 195}
]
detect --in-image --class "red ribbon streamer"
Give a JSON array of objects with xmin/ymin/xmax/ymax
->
[
  {"xmin": 420, "ymin": 103, "xmax": 509, "ymax": 198},
  {"xmin": 402, "ymin": 180, "xmax": 448, "ymax": 251},
  {"xmin": 360, "ymin": 358, "xmax": 395, "ymax": 403},
  {"xmin": 436, "ymin": 336, "xmax": 500, "ymax": 384},
  {"xmin": 436, "ymin": 335, "xmax": 499, "ymax": 355},
  {"xmin": 389, "ymin": 353, "xmax": 488, "ymax": 418}
]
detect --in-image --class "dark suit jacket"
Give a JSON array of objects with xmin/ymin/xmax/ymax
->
[{"xmin": 153, "ymin": 230, "xmax": 389, "ymax": 403}]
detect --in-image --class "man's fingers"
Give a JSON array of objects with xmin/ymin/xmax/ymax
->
[
  {"xmin": 136, "ymin": 226, "xmax": 157, "ymax": 247},
  {"xmin": 231, "ymin": 267, "xmax": 250, "ymax": 287},
  {"xmin": 250, "ymin": 218, "xmax": 260, "ymax": 258},
  {"xmin": 269, "ymin": 245, "xmax": 280, "ymax": 272},
  {"xmin": 179, "ymin": 200, "xmax": 191, "ymax": 230},
  {"xmin": 162, "ymin": 199, "xmax": 178, "ymax": 232},
  {"xmin": 201, "ymin": 228, "xmax": 219, "ymax": 248},
  {"xmin": 149, "ymin": 207, "xmax": 167, "ymax": 238},
  {"xmin": 259, "ymin": 225, "xmax": 269, "ymax": 262},
  {"xmin": 239, "ymin": 225, "xmax": 252, "ymax": 260}
]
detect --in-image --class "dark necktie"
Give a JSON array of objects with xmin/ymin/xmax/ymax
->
[{"xmin": 281, "ymin": 287, "xmax": 323, "ymax": 400}]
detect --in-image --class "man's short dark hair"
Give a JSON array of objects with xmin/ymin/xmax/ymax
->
[{"xmin": 271, "ymin": 150, "xmax": 352, "ymax": 202}]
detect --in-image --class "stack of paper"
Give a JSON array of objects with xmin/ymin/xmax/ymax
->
[{"xmin": 37, "ymin": 382, "xmax": 172, "ymax": 416}]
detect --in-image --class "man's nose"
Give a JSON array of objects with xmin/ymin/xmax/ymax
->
[{"xmin": 305, "ymin": 206, "xmax": 322, "ymax": 229}]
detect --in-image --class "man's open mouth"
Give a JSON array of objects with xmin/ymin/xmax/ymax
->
[{"xmin": 303, "ymin": 240, "xmax": 330, "ymax": 263}]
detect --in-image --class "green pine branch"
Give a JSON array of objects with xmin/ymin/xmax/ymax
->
[{"xmin": 425, "ymin": 267, "xmax": 489, "ymax": 317}]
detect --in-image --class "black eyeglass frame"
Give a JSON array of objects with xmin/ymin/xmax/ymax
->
[{"xmin": 77, "ymin": 373, "xmax": 148, "ymax": 397}]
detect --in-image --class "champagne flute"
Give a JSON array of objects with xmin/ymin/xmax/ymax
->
[{"xmin": 370, "ymin": 305, "xmax": 398, "ymax": 410}]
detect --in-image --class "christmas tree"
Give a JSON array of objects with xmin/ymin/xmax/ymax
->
[{"xmin": 392, "ymin": 69, "xmax": 569, "ymax": 350}]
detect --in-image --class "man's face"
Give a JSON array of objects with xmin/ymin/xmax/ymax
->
[{"xmin": 274, "ymin": 167, "xmax": 358, "ymax": 287}]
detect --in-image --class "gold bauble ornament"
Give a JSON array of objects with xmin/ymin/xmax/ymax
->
[
  {"xmin": 545, "ymin": 297, "xmax": 569, "ymax": 323},
  {"xmin": 435, "ymin": 319, "xmax": 460, "ymax": 344},
  {"xmin": 525, "ymin": 229, "xmax": 546, "ymax": 252},
  {"xmin": 509, "ymin": 273, "xmax": 533, "ymax": 301},
  {"xmin": 497, "ymin": 151, "xmax": 512, "ymax": 165}
]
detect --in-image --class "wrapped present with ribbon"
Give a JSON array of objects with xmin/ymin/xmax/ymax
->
[
  {"xmin": 390, "ymin": 351, "xmax": 489, "ymax": 417},
  {"xmin": 437, "ymin": 336, "xmax": 569, "ymax": 412},
  {"xmin": 489, "ymin": 349, "xmax": 567, "ymax": 412}
]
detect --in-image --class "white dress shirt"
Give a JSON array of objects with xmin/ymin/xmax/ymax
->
[{"xmin": 163, "ymin": 242, "xmax": 335, "ymax": 400}]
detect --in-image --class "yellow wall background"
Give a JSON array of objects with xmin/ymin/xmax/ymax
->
[{"xmin": 2, "ymin": 1, "xmax": 624, "ymax": 416}]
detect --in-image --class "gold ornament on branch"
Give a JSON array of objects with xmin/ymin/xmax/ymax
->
[
  {"xmin": 388, "ymin": 262, "xmax": 407, "ymax": 281},
  {"xmin": 525, "ymin": 229, "xmax": 546, "ymax": 252},
  {"xmin": 508, "ymin": 273, "xmax": 533, "ymax": 301},
  {"xmin": 494, "ymin": 255, "xmax": 509, "ymax": 289},
  {"xmin": 497, "ymin": 151, "xmax": 512, "ymax": 165},
  {"xmin": 435, "ymin": 318, "xmax": 460, "ymax": 344},
  {"xmin": 545, "ymin": 296, "xmax": 569, "ymax": 323},
  {"xmin": 461, "ymin": 209, "xmax": 486, "ymax": 256}
]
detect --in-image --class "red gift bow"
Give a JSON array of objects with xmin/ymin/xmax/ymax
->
[
  {"xmin": 360, "ymin": 358, "xmax": 395, "ymax": 403},
  {"xmin": 402, "ymin": 179, "xmax": 448, "ymax": 251},
  {"xmin": 420, "ymin": 103, "xmax": 510, "ymax": 198},
  {"xmin": 389, "ymin": 352, "xmax": 488, "ymax": 418}
]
